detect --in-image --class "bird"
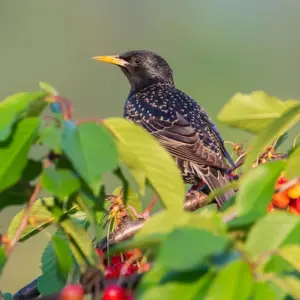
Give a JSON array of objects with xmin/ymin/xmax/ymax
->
[{"xmin": 92, "ymin": 50, "xmax": 235, "ymax": 207}]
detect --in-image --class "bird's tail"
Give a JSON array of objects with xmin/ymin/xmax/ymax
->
[{"xmin": 193, "ymin": 165, "xmax": 234, "ymax": 207}]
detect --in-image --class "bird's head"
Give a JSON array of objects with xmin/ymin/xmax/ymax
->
[{"xmin": 92, "ymin": 50, "xmax": 174, "ymax": 93}]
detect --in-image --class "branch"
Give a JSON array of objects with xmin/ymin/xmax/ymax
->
[{"xmin": 6, "ymin": 183, "xmax": 41, "ymax": 256}]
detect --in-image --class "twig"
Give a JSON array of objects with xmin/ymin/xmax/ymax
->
[
  {"xmin": 277, "ymin": 177, "xmax": 300, "ymax": 193},
  {"xmin": 6, "ymin": 183, "xmax": 41, "ymax": 256},
  {"xmin": 75, "ymin": 118, "xmax": 104, "ymax": 125}
]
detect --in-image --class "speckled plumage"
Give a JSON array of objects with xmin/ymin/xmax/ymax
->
[{"xmin": 97, "ymin": 50, "xmax": 235, "ymax": 206}]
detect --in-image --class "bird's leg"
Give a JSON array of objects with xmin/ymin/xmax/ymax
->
[{"xmin": 128, "ymin": 195, "xmax": 158, "ymax": 220}]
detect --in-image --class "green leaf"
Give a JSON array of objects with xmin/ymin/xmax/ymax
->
[
  {"xmin": 22, "ymin": 159, "xmax": 42, "ymax": 181},
  {"xmin": 51, "ymin": 234, "xmax": 73, "ymax": 279},
  {"xmin": 244, "ymin": 104, "xmax": 300, "ymax": 171},
  {"xmin": 246, "ymin": 212, "xmax": 300, "ymax": 261},
  {"xmin": 7, "ymin": 198, "xmax": 54, "ymax": 241},
  {"xmin": 41, "ymin": 167, "xmax": 80, "ymax": 200},
  {"xmin": 217, "ymin": 91, "xmax": 299, "ymax": 134},
  {"xmin": 61, "ymin": 121, "xmax": 118, "ymax": 189},
  {"xmin": 158, "ymin": 228, "xmax": 229, "ymax": 271},
  {"xmin": 0, "ymin": 118, "xmax": 39, "ymax": 192},
  {"xmin": 118, "ymin": 148, "xmax": 147, "ymax": 195},
  {"xmin": 278, "ymin": 245, "xmax": 300, "ymax": 272},
  {"xmin": 40, "ymin": 126, "xmax": 62, "ymax": 153},
  {"xmin": 271, "ymin": 276, "xmax": 300, "ymax": 300},
  {"xmin": 0, "ymin": 181, "xmax": 33, "ymax": 212},
  {"xmin": 37, "ymin": 231, "xmax": 76, "ymax": 295},
  {"xmin": 252, "ymin": 282, "xmax": 285, "ymax": 300},
  {"xmin": 112, "ymin": 185, "xmax": 142, "ymax": 213},
  {"xmin": 2, "ymin": 293, "xmax": 13, "ymax": 300},
  {"xmin": 0, "ymin": 246, "xmax": 6, "ymax": 273},
  {"xmin": 0, "ymin": 91, "xmax": 47, "ymax": 141},
  {"xmin": 139, "ymin": 271, "xmax": 214, "ymax": 300},
  {"xmin": 285, "ymin": 145, "xmax": 300, "ymax": 180},
  {"xmin": 39, "ymin": 81, "xmax": 58, "ymax": 95},
  {"xmin": 206, "ymin": 260, "xmax": 253, "ymax": 300},
  {"xmin": 0, "ymin": 159, "xmax": 42, "ymax": 212},
  {"xmin": 237, "ymin": 160, "xmax": 286, "ymax": 215},
  {"xmin": 104, "ymin": 118, "xmax": 185, "ymax": 212},
  {"xmin": 59, "ymin": 218, "xmax": 97, "ymax": 270},
  {"xmin": 227, "ymin": 211, "xmax": 262, "ymax": 231},
  {"xmin": 110, "ymin": 233, "xmax": 165, "ymax": 255},
  {"xmin": 137, "ymin": 264, "xmax": 167, "ymax": 295},
  {"xmin": 136, "ymin": 210, "xmax": 225, "ymax": 239}
]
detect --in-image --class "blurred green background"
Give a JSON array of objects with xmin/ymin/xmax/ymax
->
[{"xmin": 1, "ymin": 0, "xmax": 300, "ymax": 293}]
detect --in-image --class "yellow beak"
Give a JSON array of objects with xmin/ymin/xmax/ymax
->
[{"xmin": 91, "ymin": 55, "xmax": 128, "ymax": 67}]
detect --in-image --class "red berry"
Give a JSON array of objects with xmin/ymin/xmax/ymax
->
[
  {"xmin": 140, "ymin": 263, "xmax": 151, "ymax": 272},
  {"xmin": 104, "ymin": 266, "xmax": 118, "ymax": 279},
  {"xmin": 102, "ymin": 284, "xmax": 126, "ymax": 300},
  {"xmin": 272, "ymin": 192, "xmax": 290, "ymax": 209},
  {"xmin": 96, "ymin": 248, "xmax": 104, "ymax": 257},
  {"xmin": 289, "ymin": 205, "xmax": 299, "ymax": 215},
  {"xmin": 277, "ymin": 176, "xmax": 287, "ymax": 185},
  {"xmin": 119, "ymin": 264, "xmax": 138, "ymax": 277},
  {"xmin": 60, "ymin": 284, "xmax": 84, "ymax": 300},
  {"xmin": 290, "ymin": 198, "xmax": 300, "ymax": 213},
  {"xmin": 105, "ymin": 255, "xmax": 123, "ymax": 266},
  {"xmin": 296, "ymin": 198, "xmax": 300, "ymax": 212},
  {"xmin": 267, "ymin": 202, "xmax": 274, "ymax": 212},
  {"xmin": 125, "ymin": 249, "xmax": 142, "ymax": 260},
  {"xmin": 288, "ymin": 184, "xmax": 300, "ymax": 200}
]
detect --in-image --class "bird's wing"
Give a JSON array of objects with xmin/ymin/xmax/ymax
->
[{"xmin": 139, "ymin": 112, "xmax": 230, "ymax": 171}]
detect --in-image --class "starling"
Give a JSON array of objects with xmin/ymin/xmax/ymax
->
[{"xmin": 92, "ymin": 50, "xmax": 235, "ymax": 206}]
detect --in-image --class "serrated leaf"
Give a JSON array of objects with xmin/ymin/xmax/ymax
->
[
  {"xmin": 112, "ymin": 185, "xmax": 142, "ymax": 213},
  {"xmin": 0, "ymin": 246, "xmax": 6, "ymax": 273},
  {"xmin": 59, "ymin": 218, "xmax": 97, "ymax": 270},
  {"xmin": 139, "ymin": 271, "xmax": 214, "ymax": 300},
  {"xmin": 41, "ymin": 167, "xmax": 80, "ymax": 200},
  {"xmin": 244, "ymin": 104, "xmax": 300, "ymax": 171},
  {"xmin": 51, "ymin": 234, "xmax": 73, "ymax": 279},
  {"xmin": 0, "ymin": 91, "xmax": 47, "ymax": 141},
  {"xmin": 7, "ymin": 198, "xmax": 54, "ymax": 241},
  {"xmin": 285, "ymin": 145, "xmax": 300, "ymax": 180},
  {"xmin": 104, "ymin": 118, "xmax": 185, "ymax": 212},
  {"xmin": 278, "ymin": 245, "xmax": 300, "ymax": 271},
  {"xmin": 271, "ymin": 276, "xmax": 300, "ymax": 300},
  {"xmin": 246, "ymin": 212, "xmax": 300, "ymax": 261},
  {"xmin": 237, "ymin": 160, "xmax": 285, "ymax": 215},
  {"xmin": 217, "ymin": 91, "xmax": 299, "ymax": 134},
  {"xmin": 206, "ymin": 260, "xmax": 253, "ymax": 300},
  {"xmin": 61, "ymin": 121, "xmax": 118, "ymax": 190},
  {"xmin": 158, "ymin": 228, "xmax": 229, "ymax": 271},
  {"xmin": 39, "ymin": 81, "xmax": 58, "ymax": 96},
  {"xmin": 0, "ymin": 118, "xmax": 39, "ymax": 193},
  {"xmin": 37, "ymin": 231, "xmax": 76, "ymax": 295},
  {"xmin": 40, "ymin": 126, "xmax": 62, "ymax": 153}
]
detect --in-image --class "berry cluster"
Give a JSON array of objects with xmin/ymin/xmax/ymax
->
[
  {"xmin": 267, "ymin": 176, "xmax": 300, "ymax": 214},
  {"xmin": 96, "ymin": 248, "xmax": 150, "ymax": 280},
  {"xmin": 60, "ymin": 283, "xmax": 133, "ymax": 300}
]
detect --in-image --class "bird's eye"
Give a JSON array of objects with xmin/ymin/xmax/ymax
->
[{"xmin": 134, "ymin": 58, "xmax": 141, "ymax": 65}]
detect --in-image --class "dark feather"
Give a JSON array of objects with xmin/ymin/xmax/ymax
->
[{"xmin": 124, "ymin": 81, "xmax": 234, "ymax": 203}]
